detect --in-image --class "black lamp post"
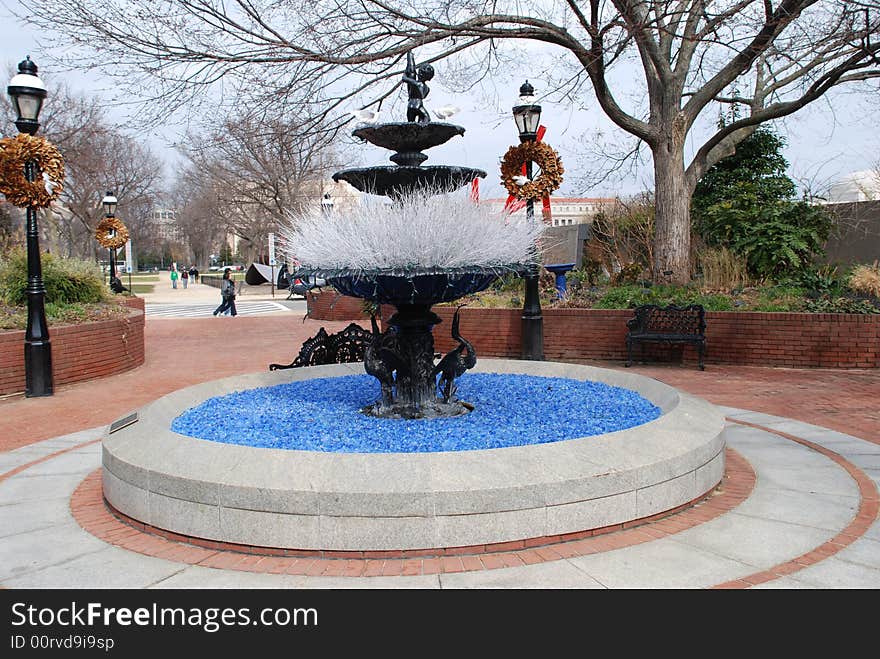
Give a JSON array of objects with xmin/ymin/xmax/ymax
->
[
  {"xmin": 8, "ymin": 56, "xmax": 53, "ymax": 397},
  {"xmin": 512, "ymin": 80, "xmax": 544, "ymax": 361},
  {"xmin": 101, "ymin": 191, "xmax": 119, "ymax": 287}
]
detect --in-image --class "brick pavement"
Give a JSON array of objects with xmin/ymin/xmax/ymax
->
[
  {"xmin": 616, "ymin": 362, "xmax": 880, "ymax": 445},
  {"xmin": 0, "ymin": 310, "xmax": 878, "ymax": 451},
  {"xmin": 0, "ymin": 315, "xmax": 363, "ymax": 450}
]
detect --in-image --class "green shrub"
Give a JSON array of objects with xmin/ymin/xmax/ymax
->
[
  {"xmin": 490, "ymin": 272, "xmax": 523, "ymax": 293},
  {"xmin": 780, "ymin": 265, "xmax": 844, "ymax": 297},
  {"xmin": 0, "ymin": 249, "xmax": 108, "ymax": 306},
  {"xmin": 749, "ymin": 285, "xmax": 807, "ymax": 312},
  {"xmin": 804, "ymin": 297, "xmax": 880, "ymax": 314},
  {"xmin": 595, "ymin": 284, "xmax": 733, "ymax": 311},
  {"xmin": 699, "ymin": 197, "xmax": 833, "ymax": 279},
  {"xmin": 565, "ymin": 264, "xmax": 603, "ymax": 290},
  {"xmin": 0, "ymin": 300, "xmax": 131, "ymax": 330},
  {"xmin": 610, "ymin": 261, "xmax": 646, "ymax": 285},
  {"xmin": 692, "ymin": 126, "xmax": 834, "ymax": 280}
]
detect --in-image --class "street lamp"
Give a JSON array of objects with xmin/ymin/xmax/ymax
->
[
  {"xmin": 101, "ymin": 191, "xmax": 119, "ymax": 287},
  {"xmin": 8, "ymin": 56, "xmax": 52, "ymax": 396},
  {"xmin": 512, "ymin": 80, "xmax": 544, "ymax": 361}
]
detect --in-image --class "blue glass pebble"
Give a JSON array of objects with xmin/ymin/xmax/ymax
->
[{"xmin": 170, "ymin": 373, "xmax": 661, "ymax": 453}]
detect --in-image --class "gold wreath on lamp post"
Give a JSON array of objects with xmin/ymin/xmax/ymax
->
[
  {"xmin": 0, "ymin": 133, "xmax": 64, "ymax": 208},
  {"xmin": 500, "ymin": 140, "xmax": 564, "ymax": 202},
  {"xmin": 95, "ymin": 216, "xmax": 129, "ymax": 249}
]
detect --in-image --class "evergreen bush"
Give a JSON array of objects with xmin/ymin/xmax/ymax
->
[{"xmin": 0, "ymin": 249, "xmax": 109, "ymax": 306}]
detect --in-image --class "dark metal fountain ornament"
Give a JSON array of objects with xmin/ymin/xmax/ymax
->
[
  {"xmin": 333, "ymin": 50, "xmax": 485, "ymax": 199},
  {"xmin": 314, "ymin": 51, "xmax": 509, "ymax": 419}
]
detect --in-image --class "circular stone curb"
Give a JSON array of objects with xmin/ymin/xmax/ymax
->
[
  {"xmin": 70, "ymin": 447, "xmax": 750, "ymax": 576},
  {"xmin": 102, "ymin": 359, "xmax": 726, "ymax": 552}
]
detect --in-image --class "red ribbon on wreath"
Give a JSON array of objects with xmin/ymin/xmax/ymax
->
[{"xmin": 503, "ymin": 125, "xmax": 552, "ymax": 223}]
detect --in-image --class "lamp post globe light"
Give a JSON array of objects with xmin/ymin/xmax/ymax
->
[
  {"xmin": 513, "ymin": 80, "xmax": 544, "ymax": 361},
  {"xmin": 101, "ymin": 190, "xmax": 119, "ymax": 286},
  {"xmin": 8, "ymin": 56, "xmax": 53, "ymax": 396}
]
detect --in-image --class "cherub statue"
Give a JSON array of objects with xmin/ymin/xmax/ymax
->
[{"xmin": 402, "ymin": 51, "xmax": 434, "ymax": 124}]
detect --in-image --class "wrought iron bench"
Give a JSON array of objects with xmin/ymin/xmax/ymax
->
[
  {"xmin": 625, "ymin": 304, "xmax": 706, "ymax": 370},
  {"xmin": 268, "ymin": 322, "xmax": 372, "ymax": 370}
]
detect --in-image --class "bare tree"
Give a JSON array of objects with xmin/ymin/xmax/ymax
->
[
  {"xmin": 2, "ymin": 79, "xmax": 163, "ymax": 263},
  {"xmin": 0, "ymin": 202, "xmax": 23, "ymax": 254},
  {"xmin": 168, "ymin": 164, "xmax": 227, "ymax": 267},
  {"xmin": 18, "ymin": 1, "xmax": 880, "ymax": 282},
  {"xmin": 4, "ymin": 82, "xmax": 164, "ymax": 262},
  {"xmin": 587, "ymin": 192, "xmax": 655, "ymax": 277},
  {"xmin": 179, "ymin": 110, "xmax": 341, "ymax": 264}
]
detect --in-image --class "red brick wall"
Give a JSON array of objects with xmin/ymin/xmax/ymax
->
[
  {"xmin": 416, "ymin": 306, "xmax": 879, "ymax": 369},
  {"xmin": 704, "ymin": 311, "xmax": 879, "ymax": 368},
  {"xmin": 307, "ymin": 290, "xmax": 369, "ymax": 321},
  {"xmin": 0, "ymin": 304, "xmax": 145, "ymax": 395},
  {"xmin": 121, "ymin": 296, "xmax": 145, "ymax": 311}
]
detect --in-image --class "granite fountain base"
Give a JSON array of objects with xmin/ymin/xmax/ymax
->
[{"xmin": 102, "ymin": 360, "xmax": 725, "ymax": 552}]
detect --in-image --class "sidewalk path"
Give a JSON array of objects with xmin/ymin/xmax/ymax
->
[
  {"xmin": 0, "ymin": 293, "xmax": 878, "ymax": 588},
  {"xmin": 140, "ymin": 270, "xmax": 299, "ymax": 305},
  {"xmin": 145, "ymin": 300, "xmax": 292, "ymax": 318}
]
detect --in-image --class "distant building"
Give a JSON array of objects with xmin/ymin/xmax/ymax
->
[
  {"xmin": 482, "ymin": 196, "xmax": 620, "ymax": 226},
  {"xmin": 825, "ymin": 170, "xmax": 880, "ymax": 203},
  {"xmin": 151, "ymin": 208, "xmax": 183, "ymax": 241},
  {"xmin": 318, "ymin": 180, "xmax": 361, "ymax": 215}
]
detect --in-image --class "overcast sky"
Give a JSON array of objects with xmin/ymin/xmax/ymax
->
[{"xmin": 3, "ymin": 2, "xmax": 878, "ymax": 202}]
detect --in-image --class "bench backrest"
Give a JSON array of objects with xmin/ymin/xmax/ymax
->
[
  {"xmin": 627, "ymin": 304, "xmax": 706, "ymax": 336},
  {"xmin": 291, "ymin": 322, "xmax": 371, "ymax": 368}
]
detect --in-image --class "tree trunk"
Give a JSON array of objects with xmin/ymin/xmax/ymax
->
[{"xmin": 652, "ymin": 141, "xmax": 692, "ymax": 285}]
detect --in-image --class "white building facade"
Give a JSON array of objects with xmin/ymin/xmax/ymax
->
[
  {"xmin": 825, "ymin": 170, "xmax": 880, "ymax": 203},
  {"xmin": 482, "ymin": 196, "xmax": 620, "ymax": 226}
]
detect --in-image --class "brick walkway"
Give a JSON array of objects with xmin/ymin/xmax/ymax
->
[
  {"xmin": 2, "ymin": 316, "xmax": 878, "ymax": 451},
  {"xmin": 617, "ymin": 362, "xmax": 880, "ymax": 445},
  {"xmin": 2, "ymin": 310, "xmax": 879, "ymax": 589},
  {"xmin": 0, "ymin": 315, "xmax": 360, "ymax": 450}
]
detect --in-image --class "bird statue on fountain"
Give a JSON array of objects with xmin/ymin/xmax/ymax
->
[
  {"xmin": 363, "ymin": 314, "xmax": 408, "ymax": 410},
  {"xmin": 432, "ymin": 305, "xmax": 476, "ymax": 404}
]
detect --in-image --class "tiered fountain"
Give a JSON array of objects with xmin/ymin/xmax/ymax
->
[
  {"xmin": 101, "ymin": 55, "xmax": 725, "ymax": 555},
  {"xmin": 320, "ymin": 123, "xmax": 490, "ymax": 416},
  {"xmin": 292, "ymin": 52, "xmax": 531, "ymax": 419}
]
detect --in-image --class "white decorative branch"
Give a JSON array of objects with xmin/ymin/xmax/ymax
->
[{"xmin": 280, "ymin": 188, "xmax": 545, "ymax": 275}]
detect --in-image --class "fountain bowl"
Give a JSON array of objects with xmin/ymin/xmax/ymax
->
[
  {"xmin": 102, "ymin": 360, "xmax": 726, "ymax": 553},
  {"xmin": 327, "ymin": 272, "xmax": 499, "ymax": 305},
  {"xmin": 332, "ymin": 165, "xmax": 487, "ymax": 196},
  {"xmin": 353, "ymin": 121, "xmax": 465, "ymax": 153}
]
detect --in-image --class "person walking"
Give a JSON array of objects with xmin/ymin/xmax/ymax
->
[
  {"xmin": 181, "ymin": 268, "xmax": 189, "ymax": 289},
  {"xmin": 213, "ymin": 268, "xmax": 238, "ymax": 317},
  {"xmin": 189, "ymin": 265, "xmax": 198, "ymax": 283},
  {"xmin": 170, "ymin": 266, "xmax": 179, "ymax": 289}
]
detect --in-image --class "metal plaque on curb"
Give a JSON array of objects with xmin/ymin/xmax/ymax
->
[{"xmin": 109, "ymin": 412, "xmax": 138, "ymax": 434}]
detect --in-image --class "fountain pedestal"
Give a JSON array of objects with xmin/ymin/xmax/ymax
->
[
  {"xmin": 317, "ymin": 115, "xmax": 496, "ymax": 418},
  {"xmin": 326, "ymin": 272, "xmax": 499, "ymax": 418},
  {"xmin": 360, "ymin": 304, "xmax": 470, "ymax": 418}
]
